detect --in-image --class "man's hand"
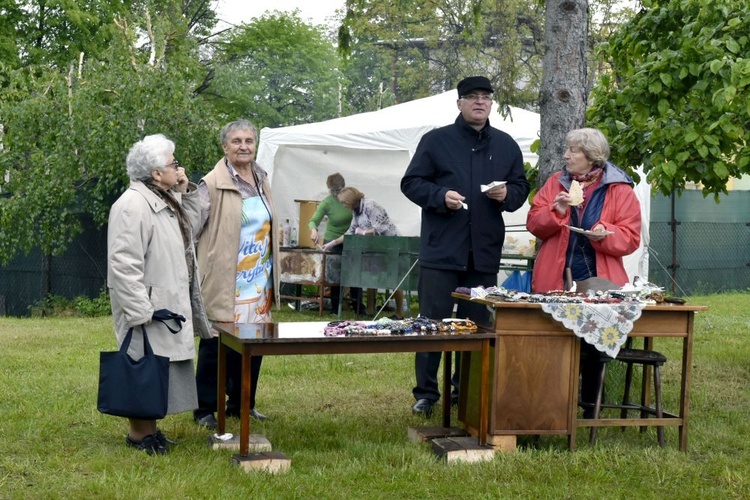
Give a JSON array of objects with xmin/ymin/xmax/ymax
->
[
  {"xmin": 444, "ymin": 190, "xmax": 466, "ymax": 211},
  {"xmin": 310, "ymin": 228, "xmax": 319, "ymax": 244},
  {"xmin": 485, "ymin": 184, "xmax": 507, "ymax": 203}
]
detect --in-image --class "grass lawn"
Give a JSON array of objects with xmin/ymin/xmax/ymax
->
[{"xmin": 1, "ymin": 293, "xmax": 748, "ymax": 498}]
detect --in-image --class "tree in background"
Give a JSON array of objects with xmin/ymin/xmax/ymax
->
[
  {"xmin": 208, "ymin": 11, "xmax": 340, "ymax": 128},
  {"xmin": 0, "ymin": 3, "xmax": 219, "ymax": 263},
  {"xmin": 339, "ymin": 0, "xmax": 545, "ymax": 112},
  {"xmin": 536, "ymin": 0, "xmax": 589, "ymax": 188},
  {"xmin": 588, "ymin": 0, "xmax": 750, "ymax": 198}
]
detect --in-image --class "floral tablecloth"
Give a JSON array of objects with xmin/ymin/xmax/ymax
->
[{"xmin": 540, "ymin": 302, "xmax": 646, "ymax": 358}]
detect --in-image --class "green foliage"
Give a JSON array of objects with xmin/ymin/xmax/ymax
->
[
  {"xmin": 4, "ymin": 1, "xmax": 218, "ymax": 70},
  {"xmin": 209, "ymin": 11, "xmax": 340, "ymax": 128},
  {"xmin": 339, "ymin": 0, "xmax": 544, "ymax": 110},
  {"xmin": 12, "ymin": 0, "xmax": 134, "ymax": 68},
  {"xmin": 525, "ymin": 138, "xmax": 541, "ymax": 202},
  {"xmin": 588, "ymin": 0, "xmax": 750, "ymax": 198},
  {"xmin": 0, "ymin": 7, "xmax": 220, "ymax": 264},
  {"xmin": 29, "ymin": 289, "xmax": 111, "ymax": 317}
]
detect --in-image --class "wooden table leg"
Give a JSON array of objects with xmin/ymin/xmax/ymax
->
[
  {"xmin": 679, "ymin": 313, "xmax": 695, "ymax": 452},
  {"xmin": 478, "ymin": 340, "xmax": 489, "ymax": 446},
  {"xmin": 442, "ymin": 351, "xmax": 452, "ymax": 429},
  {"xmin": 239, "ymin": 346, "xmax": 253, "ymax": 456},
  {"xmin": 217, "ymin": 335, "xmax": 227, "ymax": 435}
]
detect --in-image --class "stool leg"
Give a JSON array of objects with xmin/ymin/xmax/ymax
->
[
  {"xmin": 589, "ymin": 363, "xmax": 607, "ymax": 445},
  {"xmin": 639, "ymin": 363, "xmax": 650, "ymax": 434},
  {"xmin": 654, "ymin": 365, "xmax": 665, "ymax": 447},
  {"xmin": 620, "ymin": 360, "xmax": 635, "ymax": 428}
]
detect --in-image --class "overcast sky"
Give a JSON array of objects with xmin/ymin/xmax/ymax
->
[{"xmin": 214, "ymin": 0, "xmax": 346, "ymax": 28}]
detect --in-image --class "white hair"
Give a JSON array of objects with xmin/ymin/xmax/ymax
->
[{"xmin": 126, "ymin": 134, "xmax": 175, "ymax": 181}]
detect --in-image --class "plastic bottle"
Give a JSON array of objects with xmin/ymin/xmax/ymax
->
[
  {"xmin": 282, "ymin": 219, "xmax": 291, "ymax": 247},
  {"xmin": 290, "ymin": 226, "xmax": 298, "ymax": 247}
]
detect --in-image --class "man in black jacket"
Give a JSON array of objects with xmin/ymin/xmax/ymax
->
[{"xmin": 400, "ymin": 76, "xmax": 530, "ymax": 416}]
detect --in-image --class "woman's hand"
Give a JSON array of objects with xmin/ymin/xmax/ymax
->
[
  {"xmin": 174, "ymin": 166, "xmax": 188, "ymax": 193},
  {"xmin": 553, "ymin": 191, "xmax": 571, "ymax": 216},
  {"xmin": 586, "ymin": 224, "xmax": 608, "ymax": 242},
  {"xmin": 310, "ymin": 228, "xmax": 319, "ymax": 244},
  {"xmin": 321, "ymin": 240, "xmax": 337, "ymax": 252},
  {"xmin": 355, "ymin": 227, "xmax": 369, "ymax": 236}
]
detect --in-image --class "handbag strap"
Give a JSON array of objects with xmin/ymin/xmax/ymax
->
[
  {"xmin": 119, "ymin": 309, "xmax": 185, "ymax": 356},
  {"xmin": 119, "ymin": 324, "xmax": 154, "ymax": 356},
  {"xmin": 151, "ymin": 309, "xmax": 186, "ymax": 334}
]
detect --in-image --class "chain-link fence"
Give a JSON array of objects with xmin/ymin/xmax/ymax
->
[
  {"xmin": 0, "ymin": 216, "xmax": 107, "ymax": 316},
  {"xmin": 1, "ymin": 191, "xmax": 749, "ymax": 316},
  {"xmin": 648, "ymin": 190, "xmax": 750, "ymax": 295}
]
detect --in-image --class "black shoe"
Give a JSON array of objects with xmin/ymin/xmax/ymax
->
[
  {"xmin": 250, "ymin": 408, "xmax": 267, "ymax": 421},
  {"xmin": 194, "ymin": 413, "xmax": 218, "ymax": 430},
  {"xmin": 412, "ymin": 398, "xmax": 435, "ymax": 417},
  {"xmin": 224, "ymin": 408, "xmax": 267, "ymax": 421},
  {"xmin": 126, "ymin": 434, "xmax": 167, "ymax": 455},
  {"xmin": 155, "ymin": 429, "xmax": 177, "ymax": 447}
]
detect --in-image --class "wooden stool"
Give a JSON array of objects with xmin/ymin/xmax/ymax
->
[{"xmin": 583, "ymin": 343, "xmax": 668, "ymax": 446}]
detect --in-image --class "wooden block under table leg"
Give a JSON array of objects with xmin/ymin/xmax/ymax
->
[
  {"xmin": 209, "ymin": 433, "xmax": 272, "ymax": 452},
  {"xmin": 464, "ymin": 424, "xmax": 518, "ymax": 452},
  {"xmin": 407, "ymin": 426, "xmax": 469, "ymax": 443},
  {"xmin": 232, "ymin": 452, "xmax": 291, "ymax": 474},
  {"xmin": 431, "ymin": 436, "xmax": 496, "ymax": 463}
]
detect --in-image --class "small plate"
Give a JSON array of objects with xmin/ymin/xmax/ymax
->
[{"xmin": 566, "ymin": 225, "xmax": 614, "ymax": 236}]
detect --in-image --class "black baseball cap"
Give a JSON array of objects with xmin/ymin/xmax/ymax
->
[{"xmin": 457, "ymin": 76, "xmax": 494, "ymax": 97}]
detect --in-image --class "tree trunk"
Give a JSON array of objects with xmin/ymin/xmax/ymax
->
[{"xmin": 538, "ymin": 0, "xmax": 589, "ymax": 189}]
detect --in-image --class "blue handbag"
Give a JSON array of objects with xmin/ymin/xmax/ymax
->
[{"xmin": 97, "ymin": 324, "xmax": 170, "ymax": 419}]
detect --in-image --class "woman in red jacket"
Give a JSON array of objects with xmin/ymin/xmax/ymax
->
[
  {"xmin": 527, "ymin": 128, "xmax": 641, "ymax": 292},
  {"xmin": 526, "ymin": 127, "xmax": 641, "ymax": 415}
]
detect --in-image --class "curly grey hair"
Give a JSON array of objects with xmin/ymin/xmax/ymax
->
[
  {"xmin": 126, "ymin": 134, "xmax": 175, "ymax": 181},
  {"xmin": 565, "ymin": 128, "xmax": 610, "ymax": 168}
]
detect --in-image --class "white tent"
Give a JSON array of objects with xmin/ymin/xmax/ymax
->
[{"xmin": 257, "ymin": 90, "xmax": 649, "ymax": 283}]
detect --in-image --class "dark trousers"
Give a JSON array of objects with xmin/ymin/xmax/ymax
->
[
  {"xmin": 413, "ymin": 260, "xmax": 495, "ymax": 402},
  {"xmin": 579, "ymin": 341, "xmax": 606, "ymax": 417},
  {"xmin": 194, "ymin": 337, "xmax": 263, "ymax": 418},
  {"xmin": 325, "ymin": 239, "xmax": 343, "ymax": 314}
]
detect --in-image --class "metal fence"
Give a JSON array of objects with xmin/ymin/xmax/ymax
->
[
  {"xmin": 1, "ymin": 191, "xmax": 749, "ymax": 316},
  {"xmin": 648, "ymin": 190, "xmax": 750, "ymax": 295},
  {"xmin": 0, "ymin": 216, "xmax": 108, "ymax": 316}
]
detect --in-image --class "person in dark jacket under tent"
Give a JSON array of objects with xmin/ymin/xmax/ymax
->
[{"xmin": 400, "ymin": 75, "xmax": 530, "ymax": 416}]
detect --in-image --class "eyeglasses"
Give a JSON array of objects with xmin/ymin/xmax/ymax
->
[
  {"xmin": 462, "ymin": 94, "xmax": 493, "ymax": 102},
  {"xmin": 164, "ymin": 159, "xmax": 179, "ymax": 170}
]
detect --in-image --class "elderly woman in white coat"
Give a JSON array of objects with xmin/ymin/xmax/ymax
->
[{"xmin": 107, "ymin": 134, "xmax": 209, "ymax": 455}]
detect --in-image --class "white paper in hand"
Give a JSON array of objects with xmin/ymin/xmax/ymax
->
[{"xmin": 480, "ymin": 180, "xmax": 507, "ymax": 193}]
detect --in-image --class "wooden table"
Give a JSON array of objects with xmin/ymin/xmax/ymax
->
[
  {"xmin": 454, "ymin": 295, "xmax": 706, "ymax": 451},
  {"xmin": 214, "ymin": 322, "xmax": 495, "ymax": 457}
]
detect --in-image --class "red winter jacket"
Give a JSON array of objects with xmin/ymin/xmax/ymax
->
[{"xmin": 526, "ymin": 165, "xmax": 641, "ymax": 293}]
